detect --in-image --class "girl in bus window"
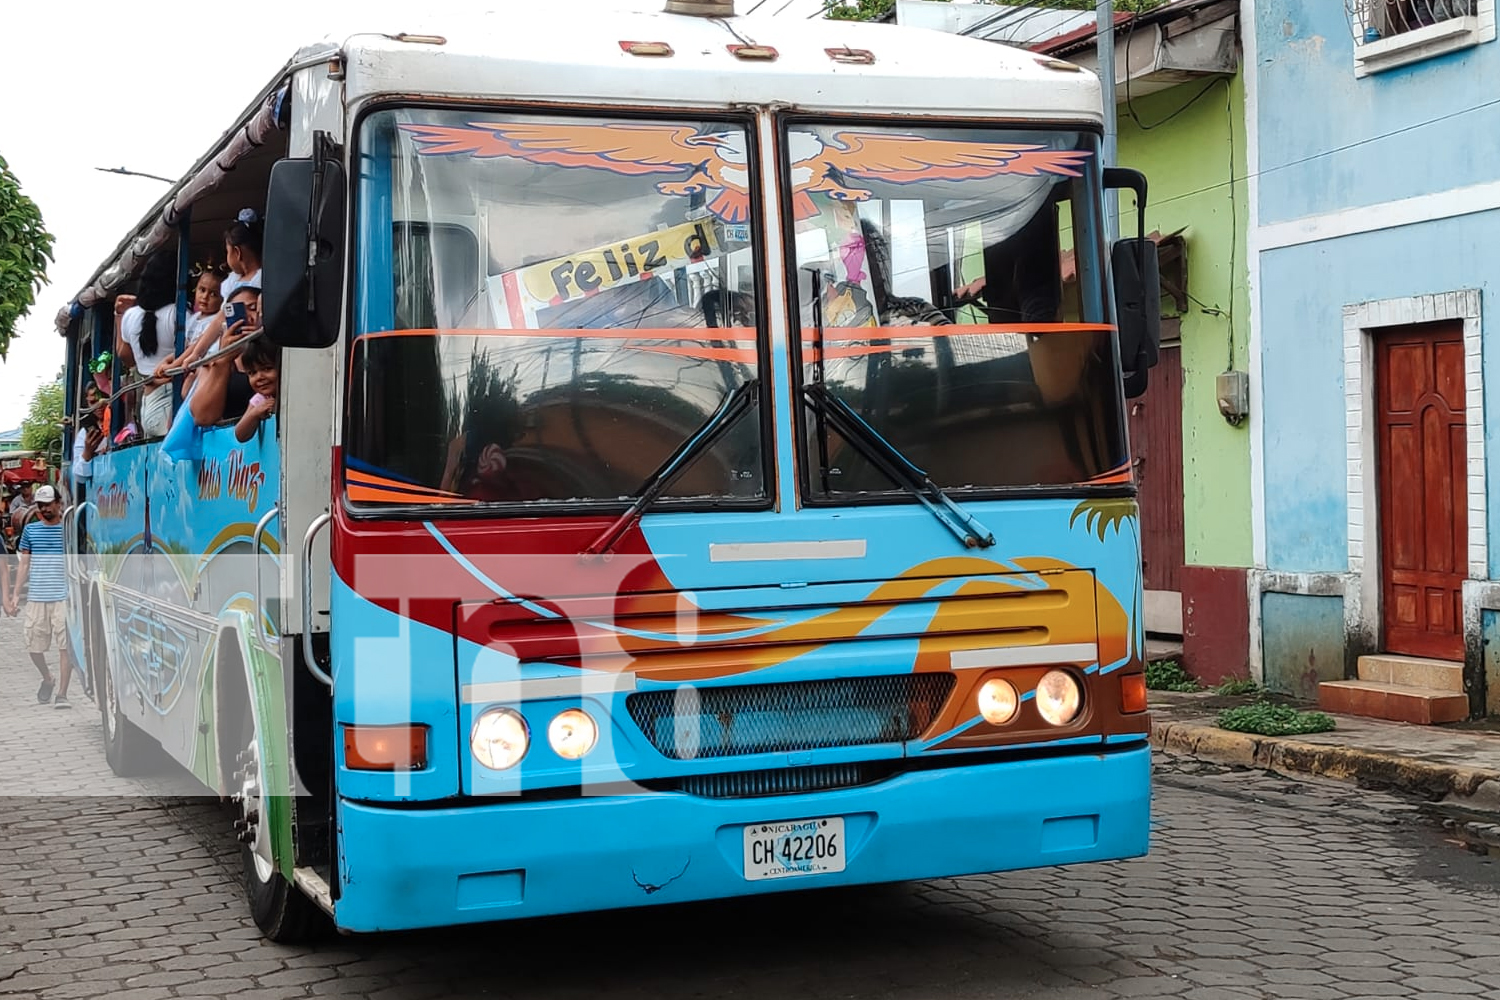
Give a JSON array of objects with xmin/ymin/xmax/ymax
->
[
  {"xmin": 234, "ymin": 338, "xmax": 280, "ymax": 443},
  {"xmin": 174, "ymin": 211, "xmax": 265, "ymax": 372},
  {"xmin": 222, "ymin": 209, "xmax": 263, "ymax": 305},
  {"xmin": 186, "ymin": 263, "xmax": 227, "ymax": 349}
]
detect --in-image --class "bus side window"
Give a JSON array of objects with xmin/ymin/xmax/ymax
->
[{"xmin": 394, "ymin": 222, "xmax": 481, "ymax": 331}]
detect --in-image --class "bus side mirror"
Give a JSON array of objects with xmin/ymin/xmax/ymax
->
[
  {"xmin": 264, "ymin": 153, "xmax": 345, "ymax": 349},
  {"xmin": 1104, "ymin": 167, "xmax": 1159, "ymax": 399}
]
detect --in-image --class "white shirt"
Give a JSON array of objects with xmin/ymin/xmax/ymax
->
[
  {"xmin": 221, "ymin": 268, "xmax": 262, "ymax": 306},
  {"xmin": 185, "ymin": 311, "xmax": 215, "ymax": 349},
  {"xmin": 72, "ymin": 431, "xmax": 91, "ymax": 481},
  {"xmin": 120, "ymin": 304, "xmax": 177, "ymax": 377}
]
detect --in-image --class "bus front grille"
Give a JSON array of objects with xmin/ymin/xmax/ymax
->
[
  {"xmin": 626, "ymin": 674, "xmax": 955, "ymax": 760},
  {"xmin": 666, "ymin": 762, "xmax": 891, "ymax": 798}
]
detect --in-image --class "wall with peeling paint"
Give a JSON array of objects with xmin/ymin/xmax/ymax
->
[
  {"xmin": 1252, "ymin": 0, "xmax": 1500, "ymax": 712},
  {"xmin": 1255, "ymin": 1, "xmax": 1500, "ymax": 225}
]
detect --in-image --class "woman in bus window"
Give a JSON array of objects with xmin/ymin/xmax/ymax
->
[
  {"xmin": 190, "ymin": 285, "xmax": 261, "ymax": 428},
  {"xmin": 114, "ymin": 253, "xmax": 179, "ymax": 438}
]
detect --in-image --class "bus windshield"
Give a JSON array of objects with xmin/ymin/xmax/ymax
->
[
  {"xmin": 346, "ymin": 109, "xmax": 767, "ymax": 509},
  {"xmin": 783, "ymin": 122, "xmax": 1128, "ymax": 498}
]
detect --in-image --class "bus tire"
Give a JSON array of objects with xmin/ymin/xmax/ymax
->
[
  {"xmin": 234, "ymin": 714, "xmax": 325, "ymax": 943},
  {"xmin": 93, "ymin": 606, "xmax": 149, "ymax": 777}
]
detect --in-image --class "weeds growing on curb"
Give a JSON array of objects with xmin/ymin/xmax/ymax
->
[
  {"xmin": 1146, "ymin": 659, "xmax": 1200, "ymax": 692},
  {"xmin": 1217, "ymin": 701, "xmax": 1336, "ymax": 736},
  {"xmin": 1215, "ymin": 677, "xmax": 1260, "ymax": 697}
]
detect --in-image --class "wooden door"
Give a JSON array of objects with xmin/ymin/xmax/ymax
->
[
  {"xmin": 1129, "ymin": 332, "xmax": 1185, "ymax": 633},
  {"xmin": 1377, "ymin": 321, "xmax": 1467, "ymax": 661}
]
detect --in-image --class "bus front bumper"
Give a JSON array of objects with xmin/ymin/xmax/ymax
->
[{"xmin": 332, "ymin": 742, "xmax": 1150, "ymax": 933}]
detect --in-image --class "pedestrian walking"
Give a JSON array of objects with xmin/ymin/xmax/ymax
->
[{"xmin": 5, "ymin": 486, "xmax": 75, "ymax": 708}]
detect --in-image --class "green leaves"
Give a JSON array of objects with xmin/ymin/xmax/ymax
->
[
  {"xmin": 1069, "ymin": 498, "xmax": 1136, "ymax": 542},
  {"xmin": 1217, "ymin": 701, "xmax": 1337, "ymax": 737},
  {"xmin": 19, "ymin": 380, "xmax": 63, "ymax": 459},
  {"xmin": 0, "ymin": 153, "xmax": 55, "ymax": 361},
  {"xmin": 824, "ymin": 0, "xmax": 900, "ymax": 20},
  {"xmin": 1146, "ymin": 658, "xmax": 1199, "ymax": 692}
]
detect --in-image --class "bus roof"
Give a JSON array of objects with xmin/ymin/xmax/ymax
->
[
  {"xmin": 339, "ymin": 9, "xmax": 1102, "ymax": 120},
  {"xmin": 57, "ymin": 7, "xmax": 1100, "ymax": 333}
]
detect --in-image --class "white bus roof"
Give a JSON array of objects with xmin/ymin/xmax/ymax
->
[
  {"xmin": 339, "ymin": 9, "xmax": 1102, "ymax": 120},
  {"xmin": 58, "ymin": 6, "xmax": 1100, "ymax": 332}
]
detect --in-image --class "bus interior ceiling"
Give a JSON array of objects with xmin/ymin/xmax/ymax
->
[{"xmin": 180, "ymin": 137, "xmax": 285, "ymax": 271}]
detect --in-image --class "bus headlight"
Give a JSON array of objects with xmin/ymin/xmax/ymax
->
[
  {"xmin": 471, "ymin": 708, "xmax": 529, "ymax": 770},
  {"xmin": 1035, "ymin": 670, "xmax": 1083, "ymax": 726},
  {"xmin": 547, "ymin": 709, "xmax": 599, "ymax": 760},
  {"xmin": 976, "ymin": 678, "xmax": 1019, "ymax": 725}
]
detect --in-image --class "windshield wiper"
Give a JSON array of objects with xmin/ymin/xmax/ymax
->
[
  {"xmin": 802, "ymin": 383, "xmax": 996, "ymax": 550},
  {"xmin": 583, "ymin": 378, "xmax": 760, "ymax": 557}
]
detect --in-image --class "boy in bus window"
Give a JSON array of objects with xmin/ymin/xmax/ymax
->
[
  {"xmin": 234, "ymin": 338, "xmax": 280, "ymax": 443},
  {"xmin": 71, "ymin": 385, "xmax": 108, "ymax": 507}
]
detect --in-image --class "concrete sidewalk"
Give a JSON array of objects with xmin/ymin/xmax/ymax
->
[{"xmin": 1150, "ymin": 689, "xmax": 1500, "ymax": 821}]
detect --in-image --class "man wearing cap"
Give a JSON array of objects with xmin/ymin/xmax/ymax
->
[{"xmin": 6, "ymin": 486, "xmax": 75, "ymax": 707}]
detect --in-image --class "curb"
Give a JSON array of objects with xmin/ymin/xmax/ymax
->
[{"xmin": 1150, "ymin": 719, "xmax": 1500, "ymax": 807}]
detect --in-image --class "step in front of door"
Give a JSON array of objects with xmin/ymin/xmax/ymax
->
[
  {"xmin": 1356, "ymin": 654, "xmax": 1463, "ymax": 693},
  {"xmin": 1318, "ymin": 680, "xmax": 1468, "ymax": 725}
]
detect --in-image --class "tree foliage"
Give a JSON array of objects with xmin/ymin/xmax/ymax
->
[
  {"xmin": 20, "ymin": 380, "xmax": 63, "ymax": 460},
  {"xmin": 824, "ymin": 0, "xmax": 1166, "ymax": 22},
  {"xmin": 824, "ymin": 0, "xmax": 900, "ymax": 19},
  {"xmin": 0, "ymin": 154, "xmax": 55, "ymax": 360}
]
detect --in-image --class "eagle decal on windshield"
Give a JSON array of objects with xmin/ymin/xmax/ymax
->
[{"xmin": 398, "ymin": 121, "xmax": 1093, "ymax": 224}]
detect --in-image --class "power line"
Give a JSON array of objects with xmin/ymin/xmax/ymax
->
[
  {"xmin": 94, "ymin": 166, "xmax": 173, "ymax": 184},
  {"xmin": 1153, "ymin": 93, "xmax": 1500, "ymax": 209}
]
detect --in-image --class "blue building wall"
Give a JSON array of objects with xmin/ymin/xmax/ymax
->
[
  {"xmin": 1254, "ymin": 0, "xmax": 1500, "ymax": 704},
  {"xmin": 1255, "ymin": 2, "xmax": 1500, "ymax": 224},
  {"xmin": 1260, "ymin": 213, "xmax": 1500, "ymax": 574}
]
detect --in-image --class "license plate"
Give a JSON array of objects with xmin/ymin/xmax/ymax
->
[{"xmin": 742, "ymin": 817, "xmax": 846, "ymax": 881}]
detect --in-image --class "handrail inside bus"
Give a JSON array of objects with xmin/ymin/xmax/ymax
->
[
  {"xmin": 301, "ymin": 512, "xmax": 334, "ymax": 688},
  {"xmin": 75, "ymin": 328, "xmax": 269, "ymax": 427},
  {"xmin": 61, "ymin": 502, "xmax": 92, "ymax": 586},
  {"xmin": 251, "ymin": 506, "xmax": 282, "ymax": 653}
]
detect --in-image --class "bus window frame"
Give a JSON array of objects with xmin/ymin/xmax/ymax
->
[
  {"xmin": 340, "ymin": 98, "xmax": 779, "ymax": 522},
  {"xmin": 774, "ymin": 112, "xmax": 1133, "ymax": 508}
]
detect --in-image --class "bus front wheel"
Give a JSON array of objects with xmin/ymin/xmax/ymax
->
[{"xmin": 233, "ymin": 725, "xmax": 324, "ymax": 943}]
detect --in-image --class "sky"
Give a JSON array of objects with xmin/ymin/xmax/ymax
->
[{"xmin": 0, "ymin": 0, "xmax": 828, "ymax": 433}]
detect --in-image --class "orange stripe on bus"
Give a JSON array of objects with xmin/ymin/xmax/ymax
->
[
  {"xmin": 347, "ymin": 485, "xmax": 477, "ymax": 505},
  {"xmin": 355, "ymin": 327, "xmax": 757, "ymax": 343},
  {"xmin": 346, "ymin": 471, "xmax": 463, "ymax": 498},
  {"xmin": 801, "ymin": 322, "xmax": 1114, "ymax": 341}
]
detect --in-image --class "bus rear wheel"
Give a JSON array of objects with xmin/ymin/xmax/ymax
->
[
  {"xmin": 94, "ymin": 612, "xmax": 148, "ymax": 777},
  {"xmin": 233, "ymin": 727, "xmax": 324, "ymax": 943}
]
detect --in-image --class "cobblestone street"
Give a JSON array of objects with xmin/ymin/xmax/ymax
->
[{"xmin": 2, "ymin": 612, "xmax": 1499, "ymax": 999}]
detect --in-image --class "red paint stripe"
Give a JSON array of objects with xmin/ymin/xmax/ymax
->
[{"xmin": 501, "ymin": 272, "xmax": 526, "ymax": 329}]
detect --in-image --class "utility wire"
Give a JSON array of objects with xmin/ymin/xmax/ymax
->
[{"xmin": 1153, "ymin": 94, "xmax": 1500, "ymax": 209}]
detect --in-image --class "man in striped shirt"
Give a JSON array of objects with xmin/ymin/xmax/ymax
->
[{"xmin": 6, "ymin": 486, "xmax": 74, "ymax": 708}]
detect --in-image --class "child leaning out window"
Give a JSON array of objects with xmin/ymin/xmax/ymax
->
[{"xmin": 234, "ymin": 338, "xmax": 281, "ymax": 443}]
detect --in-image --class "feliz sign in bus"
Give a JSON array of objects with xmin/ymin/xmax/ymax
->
[{"xmin": 492, "ymin": 218, "xmax": 722, "ymax": 327}]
